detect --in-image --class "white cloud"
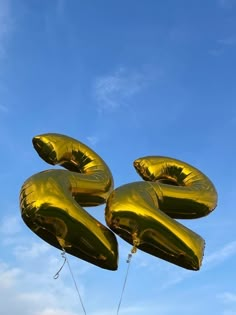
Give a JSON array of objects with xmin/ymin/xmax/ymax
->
[
  {"xmin": 209, "ymin": 36, "xmax": 236, "ymax": 56},
  {"xmin": 90, "ymin": 305, "xmax": 146, "ymax": 315},
  {"xmin": 86, "ymin": 136, "xmax": 99, "ymax": 146},
  {"xmin": 0, "ymin": 236, "xmax": 225, "ymax": 315},
  {"xmin": 0, "ymin": 222, "xmax": 97, "ymax": 315},
  {"xmin": 0, "ymin": 261, "xmax": 21, "ymax": 288},
  {"xmin": 223, "ymin": 311, "xmax": 236, "ymax": 315},
  {"xmin": 203, "ymin": 240, "xmax": 236, "ymax": 267},
  {"xmin": 89, "ymin": 302, "xmax": 179, "ymax": 315},
  {"xmin": 35, "ymin": 309, "xmax": 78, "ymax": 315},
  {"xmin": 126, "ymin": 240, "xmax": 236, "ymax": 291},
  {"xmin": 208, "ymin": 48, "xmax": 224, "ymax": 56},
  {"xmin": 219, "ymin": 292, "xmax": 236, "ymax": 303},
  {"xmin": 94, "ymin": 67, "xmax": 147, "ymax": 112},
  {"xmin": 0, "ymin": 254, "xmax": 86, "ymax": 315},
  {"xmin": 0, "ymin": 214, "xmax": 22, "ymax": 235},
  {"xmin": 18, "ymin": 292, "xmax": 56, "ymax": 307},
  {"xmin": 217, "ymin": 37, "xmax": 236, "ymax": 46},
  {"xmin": 13, "ymin": 242, "xmax": 50, "ymax": 259}
]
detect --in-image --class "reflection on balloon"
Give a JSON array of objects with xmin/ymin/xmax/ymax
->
[
  {"xmin": 20, "ymin": 133, "xmax": 118, "ymax": 270},
  {"xmin": 105, "ymin": 156, "xmax": 218, "ymax": 270}
]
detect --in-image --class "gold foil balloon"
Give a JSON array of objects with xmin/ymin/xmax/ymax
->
[
  {"xmin": 105, "ymin": 156, "xmax": 218, "ymax": 270},
  {"xmin": 20, "ymin": 133, "xmax": 118, "ymax": 270},
  {"xmin": 20, "ymin": 134, "xmax": 217, "ymax": 272}
]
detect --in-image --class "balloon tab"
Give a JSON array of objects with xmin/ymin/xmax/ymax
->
[{"xmin": 126, "ymin": 253, "xmax": 132, "ymax": 263}]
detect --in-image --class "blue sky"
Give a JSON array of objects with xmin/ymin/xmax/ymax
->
[{"xmin": 0, "ymin": 0, "xmax": 236, "ymax": 314}]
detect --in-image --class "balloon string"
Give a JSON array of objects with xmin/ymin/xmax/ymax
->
[
  {"xmin": 53, "ymin": 249, "xmax": 67, "ymax": 279},
  {"xmin": 116, "ymin": 250, "xmax": 133, "ymax": 315},
  {"xmin": 54, "ymin": 249, "xmax": 87, "ymax": 315}
]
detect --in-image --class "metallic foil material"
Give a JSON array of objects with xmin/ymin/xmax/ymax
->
[
  {"xmin": 105, "ymin": 156, "xmax": 217, "ymax": 270},
  {"xmin": 20, "ymin": 134, "xmax": 218, "ymax": 271},
  {"xmin": 20, "ymin": 133, "xmax": 118, "ymax": 270}
]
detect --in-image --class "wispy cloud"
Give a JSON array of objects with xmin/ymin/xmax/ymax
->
[
  {"xmin": 203, "ymin": 240, "xmax": 236, "ymax": 268},
  {"xmin": 0, "ymin": 216, "xmax": 96, "ymax": 315},
  {"xmin": 218, "ymin": 292, "xmax": 236, "ymax": 315},
  {"xmin": 90, "ymin": 305, "xmax": 146, "ymax": 315},
  {"xmin": 209, "ymin": 36, "xmax": 236, "ymax": 56},
  {"xmin": 219, "ymin": 292, "xmax": 236, "ymax": 303},
  {"xmin": 89, "ymin": 301, "xmax": 178, "ymax": 315},
  {"xmin": 0, "ymin": 253, "xmax": 87, "ymax": 315},
  {"xmin": 13, "ymin": 242, "xmax": 50, "ymax": 259},
  {"xmin": 35, "ymin": 309, "xmax": 78, "ymax": 315},
  {"xmin": 0, "ymin": 261, "xmax": 22, "ymax": 289},
  {"xmin": 132, "ymin": 240, "xmax": 236, "ymax": 291},
  {"xmin": 217, "ymin": 37, "xmax": 236, "ymax": 46},
  {"xmin": 86, "ymin": 136, "xmax": 99, "ymax": 146},
  {"xmin": 155, "ymin": 262, "xmax": 194, "ymax": 290},
  {"xmin": 0, "ymin": 215, "xmax": 22, "ymax": 236},
  {"xmin": 223, "ymin": 311, "xmax": 236, "ymax": 315},
  {"xmin": 94, "ymin": 67, "xmax": 147, "ymax": 112},
  {"xmin": 208, "ymin": 48, "xmax": 224, "ymax": 56}
]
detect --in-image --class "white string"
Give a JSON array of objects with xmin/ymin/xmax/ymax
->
[
  {"xmin": 116, "ymin": 252, "xmax": 133, "ymax": 315},
  {"xmin": 54, "ymin": 250, "xmax": 87, "ymax": 315}
]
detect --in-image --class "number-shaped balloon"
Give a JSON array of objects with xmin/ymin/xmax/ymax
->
[
  {"xmin": 105, "ymin": 156, "xmax": 218, "ymax": 270},
  {"xmin": 20, "ymin": 133, "xmax": 118, "ymax": 270}
]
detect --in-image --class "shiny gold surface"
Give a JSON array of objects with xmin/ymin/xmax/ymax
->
[
  {"xmin": 20, "ymin": 133, "xmax": 118, "ymax": 270},
  {"xmin": 105, "ymin": 156, "xmax": 218, "ymax": 270},
  {"xmin": 134, "ymin": 156, "xmax": 218, "ymax": 219},
  {"xmin": 20, "ymin": 134, "xmax": 218, "ymax": 271}
]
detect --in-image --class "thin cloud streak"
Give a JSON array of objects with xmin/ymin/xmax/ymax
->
[
  {"xmin": 219, "ymin": 292, "xmax": 236, "ymax": 303},
  {"xmin": 86, "ymin": 136, "xmax": 99, "ymax": 146},
  {"xmin": 208, "ymin": 36, "xmax": 236, "ymax": 56},
  {"xmin": 217, "ymin": 37, "xmax": 236, "ymax": 46},
  {"xmin": 94, "ymin": 67, "xmax": 147, "ymax": 112},
  {"xmin": 203, "ymin": 240, "xmax": 236, "ymax": 267},
  {"xmin": 156, "ymin": 240, "xmax": 236, "ymax": 290}
]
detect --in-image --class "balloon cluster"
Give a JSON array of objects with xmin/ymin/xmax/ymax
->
[{"xmin": 20, "ymin": 134, "xmax": 217, "ymax": 271}]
